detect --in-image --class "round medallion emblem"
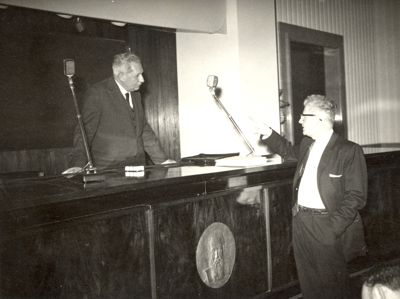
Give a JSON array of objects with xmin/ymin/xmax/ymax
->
[{"xmin": 196, "ymin": 222, "xmax": 236, "ymax": 288}]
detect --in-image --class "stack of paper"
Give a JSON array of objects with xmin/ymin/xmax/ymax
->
[{"xmin": 215, "ymin": 155, "xmax": 269, "ymax": 167}]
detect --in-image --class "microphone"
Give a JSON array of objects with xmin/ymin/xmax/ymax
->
[
  {"xmin": 207, "ymin": 75, "xmax": 218, "ymax": 92},
  {"xmin": 64, "ymin": 59, "xmax": 102, "ymax": 181},
  {"xmin": 63, "ymin": 59, "xmax": 75, "ymax": 77}
]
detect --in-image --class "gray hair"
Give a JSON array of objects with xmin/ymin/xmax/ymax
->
[
  {"xmin": 112, "ymin": 52, "xmax": 142, "ymax": 76},
  {"xmin": 303, "ymin": 94, "xmax": 336, "ymax": 123}
]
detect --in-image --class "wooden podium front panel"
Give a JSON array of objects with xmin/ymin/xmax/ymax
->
[
  {"xmin": 267, "ymin": 181, "xmax": 298, "ymax": 289},
  {"xmin": 0, "ymin": 208, "xmax": 151, "ymax": 299},
  {"xmin": 153, "ymin": 188, "xmax": 269, "ymax": 298}
]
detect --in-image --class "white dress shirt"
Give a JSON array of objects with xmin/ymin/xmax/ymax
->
[
  {"xmin": 297, "ymin": 129, "xmax": 333, "ymax": 209},
  {"xmin": 115, "ymin": 80, "xmax": 133, "ymax": 109}
]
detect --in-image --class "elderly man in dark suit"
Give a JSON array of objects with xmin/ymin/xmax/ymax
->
[
  {"xmin": 65, "ymin": 52, "xmax": 172, "ymax": 173},
  {"xmin": 257, "ymin": 95, "xmax": 368, "ymax": 298}
]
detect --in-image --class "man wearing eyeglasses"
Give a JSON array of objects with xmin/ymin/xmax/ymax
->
[{"xmin": 257, "ymin": 94, "xmax": 368, "ymax": 299}]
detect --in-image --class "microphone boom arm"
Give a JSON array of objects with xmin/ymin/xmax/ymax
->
[{"xmin": 210, "ymin": 88, "xmax": 255, "ymax": 155}]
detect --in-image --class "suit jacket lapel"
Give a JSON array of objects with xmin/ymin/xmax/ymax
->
[
  {"xmin": 107, "ymin": 79, "xmax": 128, "ymax": 105},
  {"xmin": 293, "ymin": 140, "xmax": 314, "ymax": 186},
  {"xmin": 318, "ymin": 133, "xmax": 338, "ymax": 176},
  {"xmin": 107, "ymin": 79, "xmax": 137, "ymax": 122}
]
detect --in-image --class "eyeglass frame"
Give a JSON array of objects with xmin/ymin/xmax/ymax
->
[{"xmin": 300, "ymin": 113, "xmax": 323, "ymax": 121}]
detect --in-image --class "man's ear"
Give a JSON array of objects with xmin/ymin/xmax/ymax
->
[{"xmin": 116, "ymin": 72, "xmax": 124, "ymax": 82}]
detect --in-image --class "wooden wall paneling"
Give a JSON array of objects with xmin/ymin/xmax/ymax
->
[
  {"xmin": 361, "ymin": 165, "xmax": 400, "ymax": 257},
  {"xmin": 128, "ymin": 25, "xmax": 180, "ymax": 161},
  {"xmin": 0, "ymin": 6, "xmax": 128, "ymax": 150},
  {"xmin": 0, "ymin": 148, "xmax": 71, "ymax": 175}
]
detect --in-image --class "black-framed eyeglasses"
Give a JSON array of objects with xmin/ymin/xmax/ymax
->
[{"xmin": 300, "ymin": 113, "xmax": 323, "ymax": 121}]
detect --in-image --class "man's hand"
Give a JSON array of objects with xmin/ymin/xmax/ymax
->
[
  {"xmin": 62, "ymin": 167, "xmax": 83, "ymax": 178},
  {"xmin": 236, "ymin": 186, "xmax": 262, "ymax": 205},
  {"xmin": 161, "ymin": 159, "xmax": 176, "ymax": 164},
  {"xmin": 248, "ymin": 118, "xmax": 273, "ymax": 139}
]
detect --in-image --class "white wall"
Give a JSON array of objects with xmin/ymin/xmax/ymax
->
[
  {"xmin": 373, "ymin": 0, "xmax": 400, "ymax": 144},
  {"xmin": 177, "ymin": 0, "xmax": 279, "ymax": 157}
]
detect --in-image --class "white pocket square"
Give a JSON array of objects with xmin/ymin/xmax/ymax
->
[{"xmin": 329, "ymin": 173, "xmax": 342, "ymax": 178}]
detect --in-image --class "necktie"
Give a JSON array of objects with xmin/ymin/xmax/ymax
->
[{"xmin": 125, "ymin": 92, "xmax": 131, "ymax": 108}]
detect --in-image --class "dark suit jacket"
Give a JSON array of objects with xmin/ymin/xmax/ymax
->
[
  {"xmin": 70, "ymin": 77, "xmax": 167, "ymax": 169},
  {"xmin": 262, "ymin": 130, "xmax": 368, "ymax": 260}
]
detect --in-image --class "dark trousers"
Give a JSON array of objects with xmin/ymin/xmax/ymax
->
[{"xmin": 292, "ymin": 209, "xmax": 349, "ymax": 299}]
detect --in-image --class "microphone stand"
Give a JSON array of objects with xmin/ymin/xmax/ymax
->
[
  {"xmin": 209, "ymin": 88, "xmax": 255, "ymax": 155},
  {"xmin": 66, "ymin": 75, "xmax": 102, "ymax": 181}
]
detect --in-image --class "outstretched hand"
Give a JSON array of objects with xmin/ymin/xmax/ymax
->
[{"xmin": 248, "ymin": 117, "xmax": 273, "ymax": 138}]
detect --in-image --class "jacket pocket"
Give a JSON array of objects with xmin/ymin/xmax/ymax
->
[{"xmin": 329, "ymin": 173, "xmax": 342, "ymax": 178}]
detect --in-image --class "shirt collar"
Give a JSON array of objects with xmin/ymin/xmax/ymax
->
[
  {"xmin": 314, "ymin": 129, "xmax": 333, "ymax": 147},
  {"xmin": 115, "ymin": 79, "xmax": 129, "ymax": 96}
]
